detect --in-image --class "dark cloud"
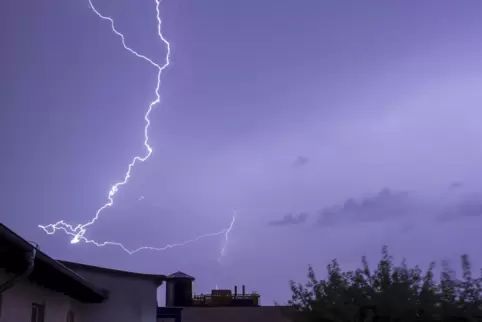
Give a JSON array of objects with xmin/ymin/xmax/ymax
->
[
  {"xmin": 267, "ymin": 212, "xmax": 309, "ymax": 226},
  {"xmin": 317, "ymin": 187, "xmax": 414, "ymax": 227},
  {"xmin": 449, "ymin": 181, "xmax": 464, "ymax": 190},
  {"xmin": 437, "ymin": 194, "xmax": 482, "ymax": 222},
  {"xmin": 292, "ymin": 156, "xmax": 309, "ymax": 167},
  {"xmin": 313, "ymin": 184, "xmax": 482, "ymax": 230}
]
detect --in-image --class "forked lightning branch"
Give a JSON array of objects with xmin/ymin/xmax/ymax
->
[{"xmin": 38, "ymin": 0, "xmax": 236, "ymax": 256}]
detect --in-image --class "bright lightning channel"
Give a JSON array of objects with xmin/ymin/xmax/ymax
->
[
  {"xmin": 218, "ymin": 210, "xmax": 237, "ymax": 262},
  {"xmin": 38, "ymin": 0, "xmax": 235, "ymax": 254}
]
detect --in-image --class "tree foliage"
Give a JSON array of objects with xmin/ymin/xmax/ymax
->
[{"xmin": 288, "ymin": 246, "xmax": 482, "ymax": 322}]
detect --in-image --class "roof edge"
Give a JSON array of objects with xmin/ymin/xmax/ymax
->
[
  {"xmin": 59, "ymin": 260, "xmax": 167, "ymax": 286},
  {"xmin": 0, "ymin": 223, "xmax": 107, "ymax": 302}
]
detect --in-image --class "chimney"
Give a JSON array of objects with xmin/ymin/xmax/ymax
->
[
  {"xmin": 242, "ymin": 285, "xmax": 245, "ymax": 296},
  {"xmin": 234, "ymin": 285, "xmax": 238, "ymax": 297}
]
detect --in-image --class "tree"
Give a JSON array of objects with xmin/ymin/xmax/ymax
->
[{"xmin": 288, "ymin": 246, "xmax": 482, "ymax": 322}]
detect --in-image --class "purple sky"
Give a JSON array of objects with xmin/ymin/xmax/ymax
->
[{"xmin": 3, "ymin": 0, "xmax": 482, "ymax": 304}]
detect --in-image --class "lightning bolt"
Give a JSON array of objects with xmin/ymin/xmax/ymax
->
[
  {"xmin": 38, "ymin": 0, "xmax": 235, "ymax": 255},
  {"xmin": 218, "ymin": 210, "xmax": 237, "ymax": 262},
  {"xmin": 45, "ymin": 220, "xmax": 235, "ymax": 255}
]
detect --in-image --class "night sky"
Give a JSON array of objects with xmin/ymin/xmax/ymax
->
[{"xmin": 3, "ymin": 0, "xmax": 482, "ymax": 304}]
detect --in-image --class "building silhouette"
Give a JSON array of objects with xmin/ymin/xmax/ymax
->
[{"xmin": 158, "ymin": 272, "xmax": 292, "ymax": 322}]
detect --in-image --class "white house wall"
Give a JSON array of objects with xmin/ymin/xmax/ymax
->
[
  {"xmin": 0, "ymin": 268, "xmax": 79, "ymax": 322},
  {"xmin": 69, "ymin": 267, "xmax": 159, "ymax": 322}
]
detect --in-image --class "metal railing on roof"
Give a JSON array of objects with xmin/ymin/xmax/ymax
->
[{"xmin": 192, "ymin": 290, "xmax": 260, "ymax": 307}]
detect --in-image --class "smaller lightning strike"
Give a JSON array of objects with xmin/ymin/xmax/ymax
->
[
  {"xmin": 40, "ymin": 211, "xmax": 237, "ymax": 255},
  {"xmin": 45, "ymin": 216, "xmax": 236, "ymax": 255},
  {"xmin": 217, "ymin": 210, "xmax": 237, "ymax": 262}
]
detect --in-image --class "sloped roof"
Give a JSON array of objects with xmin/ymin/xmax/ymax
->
[
  {"xmin": 168, "ymin": 271, "xmax": 195, "ymax": 280},
  {"xmin": 60, "ymin": 260, "xmax": 166, "ymax": 286},
  {"xmin": 0, "ymin": 223, "xmax": 107, "ymax": 303}
]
